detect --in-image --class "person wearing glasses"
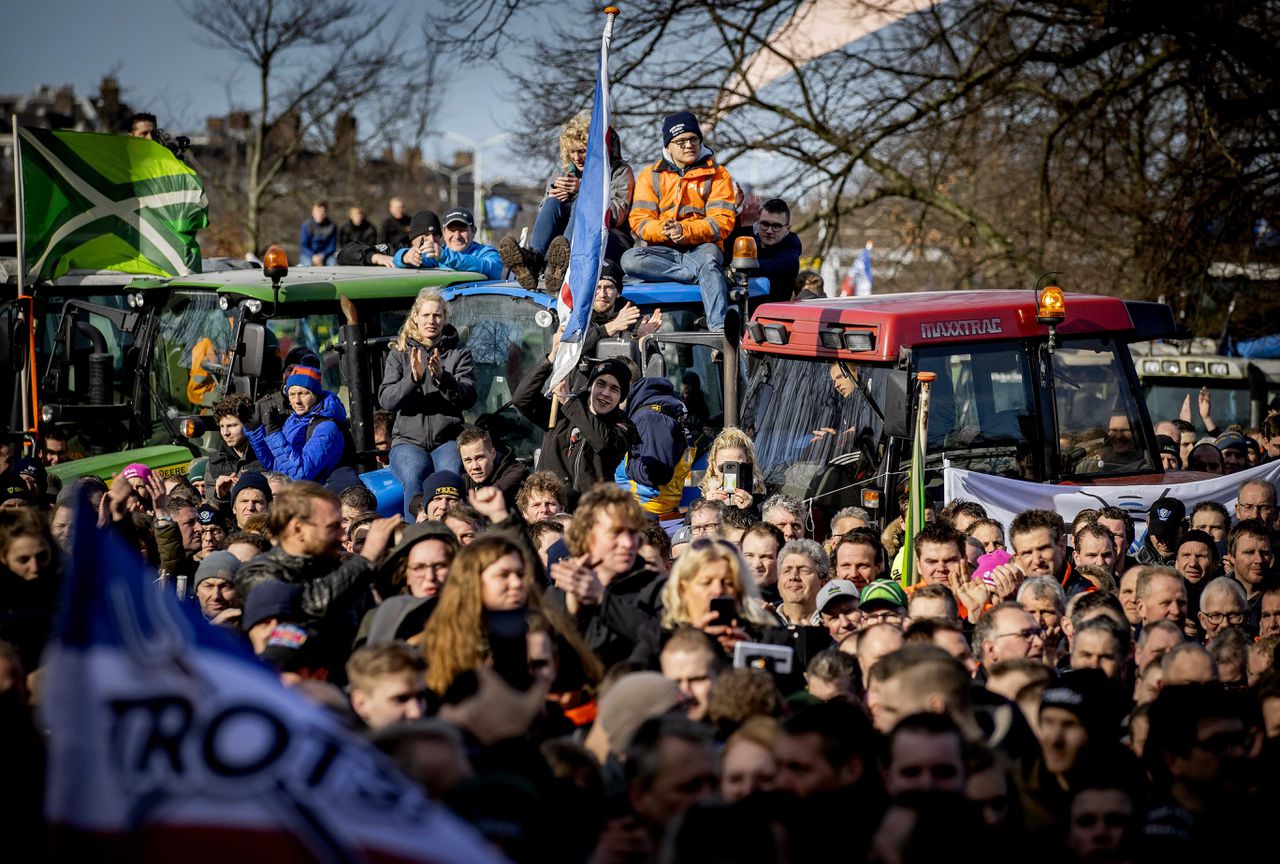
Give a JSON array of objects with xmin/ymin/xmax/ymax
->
[
  {"xmin": 1235, "ymin": 478, "xmax": 1278, "ymax": 529},
  {"xmin": 974, "ymin": 602, "xmax": 1047, "ymax": 669},
  {"xmin": 622, "ymin": 111, "xmax": 737, "ymax": 332},
  {"xmin": 1196, "ymin": 577, "xmax": 1249, "ymax": 641},
  {"xmin": 751, "ymin": 198, "xmax": 803, "ymax": 304}
]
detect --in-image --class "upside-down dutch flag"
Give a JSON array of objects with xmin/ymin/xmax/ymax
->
[
  {"xmin": 40, "ymin": 495, "xmax": 506, "ymax": 864},
  {"xmin": 548, "ymin": 11, "xmax": 618, "ymax": 391}
]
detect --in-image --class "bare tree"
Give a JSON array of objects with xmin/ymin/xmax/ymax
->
[
  {"xmin": 466, "ymin": 0, "xmax": 1280, "ymax": 317},
  {"xmin": 180, "ymin": 0, "xmax": 403, "ymax": 253}
]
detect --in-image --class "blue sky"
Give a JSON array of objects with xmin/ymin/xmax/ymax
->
[{"xmin": 0, "ymin": 0, "xmax": 535, "ymax": 180}]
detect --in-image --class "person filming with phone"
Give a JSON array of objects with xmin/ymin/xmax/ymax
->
[{"xmin": 699, "ymin": 427, "xmax": 768, "ymax": 511}]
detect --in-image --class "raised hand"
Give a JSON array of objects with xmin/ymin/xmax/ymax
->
[
  {"xmin": 949, "ymin": 568, "xmax": 991, "ymax": 622},
  {"xmin": 468, "ymin": 486, "xmax": 509, "ymax": 524},
  {"xmin": 410, "ymin": 347, "xmax": 425, "ymax": 383},
  {"xmin": 428, "ymin": 348, "xmax": 442, "ymax": 381},
  {"xmin": 359, "ymin": 515, "xmax": 404, "ymax": 563},
  {"xmin": 606, "ymin": 303, "xmax": 640, "ymax": 336},
  {"xmin": 637, "ymin": 308, "xmax": 663, "ymax": 338}
]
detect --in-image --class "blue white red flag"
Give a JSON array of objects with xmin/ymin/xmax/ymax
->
[
  {"xmin": 850, "ymin": 241, "xmax": 873, "ymax": 296},
  {"xmin": 549, "ymin": 10, "xmax": 617, "ymax": 391},
  {"xmin": 41, "ymin": 499, "xmax": 505, "ymax": 863}
]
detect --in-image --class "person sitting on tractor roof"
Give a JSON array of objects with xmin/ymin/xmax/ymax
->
[
  {"xmin": 621, "ymin": 111, "xmax": 737, "ymax": 333},
  {"xmin": 244, "ymin": 361, "xmax": 350, "ymax": 484},
  {"xmin": 392, "ymin": 207, "xmax": 502, "ymax": 280},
  {"xmin": 499, "ymin": 113, "xmax": 636, "ymax": 292}
]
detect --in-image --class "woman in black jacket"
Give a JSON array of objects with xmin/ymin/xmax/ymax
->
[
  {"xmin": 513, "ymin": 339, "xmax": 637, "ymax": 506},
  {"xmin": 378, "ymin": 288, "xmax": 477, "ymax": 518}
]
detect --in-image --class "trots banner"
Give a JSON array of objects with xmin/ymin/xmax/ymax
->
[
  {"xmin": 40, "ymin": 500, "xmax": 505, "ymax": 863},
  {"xmin": 944, "ymin": 459, "xmax": 1280, "ymax": 545}
]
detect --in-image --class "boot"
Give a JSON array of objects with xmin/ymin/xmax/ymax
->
[
  {"xmin": 544, "ymin": 236, "xmax": 571, "ymax": 292},
  {"xmin": 499, "ymin": 236, "xmax": 543, "ymax": 292}
]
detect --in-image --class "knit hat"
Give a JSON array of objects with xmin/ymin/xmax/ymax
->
[
  {"xmin": 194, "ymin": 550, "xmax": 241, "ymax": 589},
  {"xmin": 408, "ymin": 210, "xmax": 442, "ymax": 241},
  {"xmin": 121, "ymin": 463, "xmax": 152, "ymax": 483},
  {"xmin": 1177, "ymin": 529, "xmax": 1218, "ymax": 556},
  {"xmin": 242, "ymin": 579, "xmax": 301, "ymax": 631},
  {"xmin": 1146, "ymin": 496, "xmax": 1185, "ymax": 546},
  {"xmin": 662, "ymin": 111, "xmax": 702, "ymax": 147},
  {"xmin": 422, "ymin": 470, "xmax": 464, "ymax": 502},
  {"xmin": 598, "ymin": 258, "xmax": 624, "ymax": 288},
  {"xmin": 587, "ymin": 357, "xmax": 632, "ymax": 396},
  {"xmin": 285, "ymin": 363, "xmax": 323, "ymax": 394},
  {"xmin": 1214, "ymin": 431, "xmax": 1249, "ymax": 453},
  {"xmin": 231, "ymin": 471, "xmax": 273, "ymax": 507},
  {"xmin": 196, "ymin": 503, "xmax": 226, "ymax": 531},
  {"xmin": 597, "ymin": 672, "xmax": 682, "ymax": 758},
  {"xmin": 816, "ymin": 579, "xmax": 860, "ymax": 614},
  {"xmin": 1039, "ymin": 668, "xmax": 1123, "ymax": 740},
  {"xmin": 187, "ymin": 457, "xmax": 209, "ymax": 483},
  {"xmin": 859, "ymin": 578, "xmax": 908, "ymax": 611}
]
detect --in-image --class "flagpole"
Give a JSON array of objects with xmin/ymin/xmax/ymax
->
[
  {"xmin": 903, "ymin": 371, "xmax": 935, "ymax": 587},
  {"xmin": 11, "ymin": 116, "xmax": 34, "ymax": 438},
  {"xmin": 11, "ymin": 116, "xmax": 24, "ymax": 299}
]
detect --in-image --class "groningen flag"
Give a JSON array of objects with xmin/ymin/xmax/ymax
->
[
  {"xmin": 549, "ymin": 9, "xmax": 618, "ymax": 390},
  {"xmin": 19, "ymin": 126, "xmax": 208, "ymax": 281},
  {"xmin": 41, "ymin": 499, "xmax": 504, "ymax": 863}
]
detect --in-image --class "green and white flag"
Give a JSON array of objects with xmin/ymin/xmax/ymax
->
[{"xmin": 18, "ymin": 126, "xmax": 208, "ymax": 281}]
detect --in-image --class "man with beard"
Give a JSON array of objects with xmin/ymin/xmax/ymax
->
[{"xmin": 235, "ymin": 482, "xmax": 400, "ymax": 677}]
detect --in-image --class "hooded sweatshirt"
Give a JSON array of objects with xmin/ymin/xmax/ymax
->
[{"xmin": 614, "ymin": 377, "xmax": 694, "ymax": 516}]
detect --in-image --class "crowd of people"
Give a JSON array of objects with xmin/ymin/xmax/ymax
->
[
  {"xmin": 3, "ymin": 105, "xmax": 1279, "ymax": 862},
  {"xmin": 2, "ymin": 349, "xmax": 1279, "ymax": 860}
]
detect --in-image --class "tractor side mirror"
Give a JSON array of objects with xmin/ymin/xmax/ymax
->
[{"xmin": 235, "ymin": 322, "xmax": 267, "ymax": 379}]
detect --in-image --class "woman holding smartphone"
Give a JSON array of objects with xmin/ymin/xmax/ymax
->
[{"xmin": 700, "ymin": 427, "xmax": 768, "ymax": 510}]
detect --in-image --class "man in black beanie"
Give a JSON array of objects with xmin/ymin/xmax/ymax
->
[{"xmin": 621, "ymin": 110, "xmax": 737, "ymax": 332}]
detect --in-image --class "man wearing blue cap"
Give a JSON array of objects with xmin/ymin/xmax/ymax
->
[{"xmin": 622, "ymin": 111, "xmax": 737, "ymax": 332}]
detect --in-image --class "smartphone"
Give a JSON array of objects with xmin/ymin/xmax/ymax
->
[
  {"xmin": 709, "ymin": 596, "xmax": 738, "ymax": 628},
  {"xmin": 487, "ymin": 609, "xmax": 532, "ymax": 691},
  {"xmin": 722, "ymin": 461, "xmax": 751, "ymax": 494}
]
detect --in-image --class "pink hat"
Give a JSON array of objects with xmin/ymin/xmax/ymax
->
[
  {"xmin": 121, "ymin": 463, "xmax": 152, "ymax": 483},
  {"xmin": 972, "ymin": 548, "xmax": 1011, "ymax": 586}
]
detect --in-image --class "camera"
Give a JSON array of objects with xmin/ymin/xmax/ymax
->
[{"xmin": 733, "ymin": 642, "xmax": 793, "ymax": 675}]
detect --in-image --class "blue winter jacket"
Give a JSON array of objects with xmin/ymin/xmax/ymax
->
[
  {"xmin": 615, "ymin": 377, "xmax": 694, "ymax": 515},
  {"xmin": 391, "ymin": 240, "xmax": 503, "ymax": 280},
  {"xmin": 246, "ymin": 391, "xmax": 348, "ymax": 482}
]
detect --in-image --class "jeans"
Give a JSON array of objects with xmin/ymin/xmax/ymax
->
[
  {"xmin": 530, "ymin": 196, "xmax": 573, "ymax": 255},
  {"xmin": 389, "ymin": 440, "xmax": 462, "ymax": 519},
  {"xmin": 621, "ymin": 243, "xmax": 728, "ymax": 330}
]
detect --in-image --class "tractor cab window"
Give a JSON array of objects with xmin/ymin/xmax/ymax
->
[
  {"xmin": 1054, "ymin": 337, "xmax": 1155, "ymax": 476},
  {"xmin": 740, "ymin": 355, "xmax": 889, "ymax": 511},
  {"xmin": 153, "ymin": 290, "xmax": 234, "ymax": 420},
  {"xmin": 915, "ymin": 343, "xmax": 1041, "ymax": 480}
]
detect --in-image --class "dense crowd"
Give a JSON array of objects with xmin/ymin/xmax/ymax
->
[
  {"xmin": 2, "ymin": 336, "xmax": 1280, "ymax": 861},
  {"xmin": 1, "ymin": 107, "xmax": 1278, "ymax": 862}
]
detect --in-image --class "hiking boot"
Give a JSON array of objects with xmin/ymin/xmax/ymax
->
[
  {"xmin": 543, "ymin": 236, "xmax": 571, "ymax": 292},
  {"xmin": 499, "ymin": 236, "xmax": 543, "ymax": 292}
]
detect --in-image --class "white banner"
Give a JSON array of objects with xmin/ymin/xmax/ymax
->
[{"xmin": 943, "ymin": 460, "xmax": 1280, "ymax": 538}]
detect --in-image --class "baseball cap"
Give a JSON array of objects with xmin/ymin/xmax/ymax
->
[
  {"xmin": 442, "ymin": 207, "xmax": 474, "ymax": 228},
  {"xmin": 1146, "ymin": 496, "xmax": 1185, "ymax": 545},
  {"xmin": 816, "ymin": 579, "xmax": 860, "ymax": 613},
  {"xmin": 196, "ymin": 503, "xmax": 226, "ymax": 531},
  {"xmin": 1155, "ymin": 434, "xmax": 1178, "ymax": 458},
  {"xmin": 121, "ymin": 463, "xmax": 152, "ymax": 483},
  {"xmin": 859, "ymin": 578, "xmax": 907, "ymax": 610},
  {"xmin": 1214, "ymin": 431, "xmax": 1249, "ymax": 453}
]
